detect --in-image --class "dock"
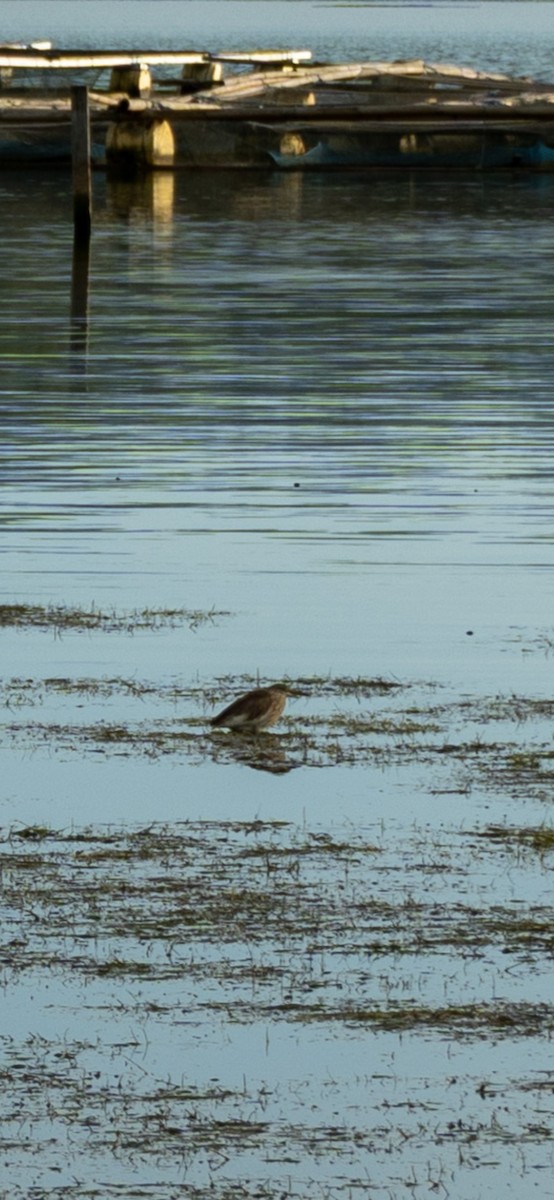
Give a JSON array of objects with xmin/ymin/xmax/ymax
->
[{"xmin": 2, "ymin": 44, "xmax": 554, "ymax": 171}]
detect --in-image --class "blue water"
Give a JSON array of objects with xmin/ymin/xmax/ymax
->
[
  {"xmin": 2, "ymin": 8, "xmax": 554, "ymax": 1200},
  {"xmin": 2, "ymin": 1, "xmax": 554, "ymax": 799},
  {"xmin": 3, "ymin": 164, "xmax": 554, "ymax": 700},
  {"xmin": 1, "ymin": 0, "xmax": 554, "ymax": 78}
]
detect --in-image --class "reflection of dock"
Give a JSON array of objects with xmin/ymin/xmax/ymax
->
[{"xmin": 2, "ymin": 45, "xmax": 554, "ymax": 171}]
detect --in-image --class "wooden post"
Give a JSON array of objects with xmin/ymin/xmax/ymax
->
[
  {"xmin": 180, "ymin": 61, "xmax": 223, "ymax": 93},
  {"xmin": 71, "ymin": 85, "xmax": 92, "ymax": 240},
  {"xmin": 109, "ymin": 64, "xmax": 152, "ymax": 96},
  {"xmin": 106, "ymin": 118, "xmax": 176, "ymax": 169}
]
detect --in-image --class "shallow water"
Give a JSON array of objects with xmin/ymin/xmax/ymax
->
[
  {"xmin": 3, "ymin": 167, "xmax": 554, "ymax": 696},
  {"xmin": 2, "ymin": 4, "xmax": 554, "ymax": 1198}
]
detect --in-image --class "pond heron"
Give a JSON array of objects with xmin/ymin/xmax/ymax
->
[{"xmin": 210, "ymin": 684, "xmax": 290, "ymax": 732}]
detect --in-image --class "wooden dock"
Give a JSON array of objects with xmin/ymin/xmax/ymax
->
[{"xmin": 2, "ymin": 47, "xmax": 554, "ymax": 171}]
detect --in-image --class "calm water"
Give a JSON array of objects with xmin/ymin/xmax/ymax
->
[
  {"xmin": 2, "ymin": 5, "xmax": 554, "ymax": 1199},
  {"xmin": 3, "ymin": 166, "xmax": 554, "ymax": 700},
  {"xmin": 3, "ymin": 0, "xmax": 554, "ymax": 79}
]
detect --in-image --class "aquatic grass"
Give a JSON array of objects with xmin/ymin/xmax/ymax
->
[
  {"xmin": 9, "ymin": 824, "xmax": 53, "ymax": 841},
  {"xmin": 249, "ymin": 1000, "xmax": 554, "ymax": 1038},
  {"xmin": 0, "ymin": 676, "xmax": 213, "ymax": 711},
  {"xmin": 0, "ymin": 673, "xmax": 414, "ymax": 713},
  {"xmin": 476, "ymin": 825, "xmax": 554, "ymax": 853},
  {"xmin": 2, "ymin": 1025, "xmax": 551, "ymax": 1200},
  {"xmin": 2, "ymin": 822, "xmax": 554, "ymax": 984},
  {"xmin": 1, "ymin": 818, "xmax": 553, "ymax": 1194},
  {"xmin": 214, "ymin": 672, "xmax": 407, "ymax": 697},
  {"xmin": 294, "ymin": 673, "xmax": 406, "ymax": 695},
  {"xmin": 507, "ymin": 629, "xmax": 554, "ymax": 657},
  {"xmin": 4, "ymin": 678, "xmax": 554, "ymax": 783},
  {"xmin": 476, "ymin": 746, "xmax": 554, "ymax": 800},
  {"xmin": 0, "ymin": 714, "xmax": 440, "ymax": 770},
  {"xmin": 0, "ymin": 602, "xmax": 229, "ymax": 633},
  {"xmin": 299, "ymin": 713, "xmax": 441, "ymax": 735}
]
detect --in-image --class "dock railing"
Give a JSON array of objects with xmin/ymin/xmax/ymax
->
[{"xmin": 0, "ymin": 46, "xmax": 312, "ymax": 96}]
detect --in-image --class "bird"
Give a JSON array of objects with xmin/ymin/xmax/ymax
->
[{"xmin": 210, "ymin": 683, "xmax": 290, "ymax": 733}]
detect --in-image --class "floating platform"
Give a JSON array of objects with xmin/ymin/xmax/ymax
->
[{"xmin": 2, "ymin": 45, "xmax": 554, "ymax": 171}]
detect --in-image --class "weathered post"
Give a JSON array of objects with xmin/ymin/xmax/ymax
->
[
  {"xmin": 71, "ymin": 84, "xmax": 92, "ymax": 240},
  {"xmin": 109, "ymin": 63, "xmax": 152, "ymax": 97},
  {"xmin": 180, "ymin": 61, "xmax": 223, "ymax": 93}
]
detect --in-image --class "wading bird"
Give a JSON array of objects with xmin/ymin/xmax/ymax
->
[{"xmin": 210, "ymin": 683, "xmax": 290, "ymax": 733}]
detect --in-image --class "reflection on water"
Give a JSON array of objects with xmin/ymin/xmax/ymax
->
[
  {"xmin": 3, "ymin": 77, "xmax": 554, "ymax": 1200},
  {"xmin": 3, "ymin": 165, "xmax": 554, "ymax": 695},
  {"xmin": 4, "ymin": 168, "xmax": 554, "ymax": 510},
  {"xmin": 69, "ymin": 234, "xmax": 90, "ymax": 361}
]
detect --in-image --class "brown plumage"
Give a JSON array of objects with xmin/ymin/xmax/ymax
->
[{"xmin": 210, "ymin": 684, "xmax": 290, "ymax": 733}]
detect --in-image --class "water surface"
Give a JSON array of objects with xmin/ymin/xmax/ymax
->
[
  {"xmin": 2, "ymin": 6, "xmax": 554, "ymax": 1198},
  {"xmin": 3, "ymin": 167, "xmax": 554, "ymax": 694}
]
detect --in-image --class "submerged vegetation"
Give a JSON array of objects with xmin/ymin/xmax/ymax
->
[
  {"xmin": 0, "ymin": 602, "xmax": 229, "ymax": 633},
  {"xmin": 3, "ymin": 672, "xmax": 554, "ymax": 783},
  {"xmin": 1, "ymin": 622, "xmax": 554, "ymax": 1193},
  {"xmin": 476, "ymin": 824, "xmax": 554, "ymax": 853},
  {"xmin": 1, "ymin": 820, "xmax": 553, "ymax": 1021},
  {"xmin": 0, "ymin": 817, "xmax": 552, "ymax": 1196}
]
